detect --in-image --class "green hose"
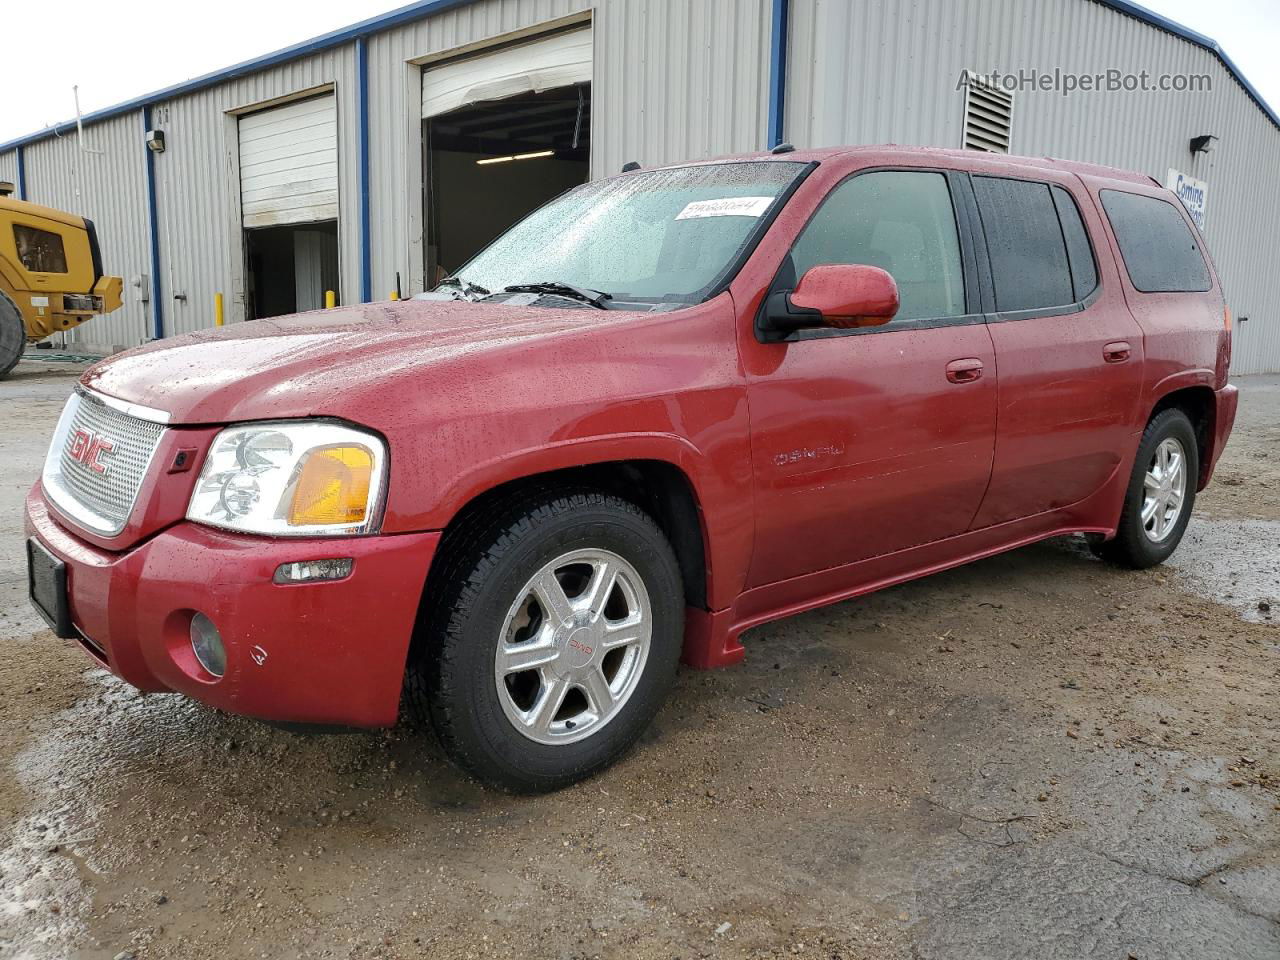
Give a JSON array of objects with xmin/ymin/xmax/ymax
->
[{"xmin": 22, "ymin": 352, "xmax": 100, "ymax": 364}]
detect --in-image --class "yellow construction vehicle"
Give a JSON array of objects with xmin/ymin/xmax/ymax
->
[{"xmin": 0, "ymin": 182, "xmax": 123, "ymax": 377}]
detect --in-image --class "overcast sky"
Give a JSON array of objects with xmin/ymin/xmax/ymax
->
[{"xmin": 2, "ymin": 0, "xmax": 1277, "ymax": 144}]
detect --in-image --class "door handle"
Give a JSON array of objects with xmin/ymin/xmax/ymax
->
[
  {"xmin": 946, "ymin": 358, "xmax": 984, "ymax": 384},
  {"xmin": 1103, "ymin": 341, "xmax": 1131, "ymax": 363}
]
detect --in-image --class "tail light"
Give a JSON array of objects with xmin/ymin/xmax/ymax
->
[{"xmin": 1219, "ymin": 304, "xmax": 1232, "ymax": 383}]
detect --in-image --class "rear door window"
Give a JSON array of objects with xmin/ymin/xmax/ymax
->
[
  {"xmin": 1100, "ymin": 190, "xmax": 1211, "ymax": 293},
  {"xmin": 973, "ymin": 176, "xmax": 1074, "ymax": 312},
  {"xmin": 789, "ymin": 171, "xmax": 966, "ymax": 322}
]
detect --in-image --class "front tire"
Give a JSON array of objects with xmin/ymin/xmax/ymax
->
[
  {"xmin": 0, "ymin": 293, "xmax": 24, "ymax": 379},
  {"xmin": 407, "ymin": 489, "xmax": 684, "ymax": 792},
  {"xmin": 1095, "ymin": 408, "xmax": 1198, "ymax": 569}
]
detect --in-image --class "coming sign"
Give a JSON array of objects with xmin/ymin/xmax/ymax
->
[{"xmin": 1165, "ymin": 169, "xmax": 1209, "ymax": 231}]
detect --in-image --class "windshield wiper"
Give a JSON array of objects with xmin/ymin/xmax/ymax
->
[
  {"xmin": 502, "ymin": 281, "xmax": 612, "ymax": 309},
  {"xmin": 436, "ymin": 276, "xmax": 491, "ymax": 300}
]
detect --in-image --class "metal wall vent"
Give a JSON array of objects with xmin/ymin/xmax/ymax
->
[{"xmin": 962, "ymin": 74, "xmax": 1014, "ymax": 153}]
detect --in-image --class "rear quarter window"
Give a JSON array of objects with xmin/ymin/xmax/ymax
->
[{"xmin": 1100, "ymin": 190, "xmax": 1211, "ymax": 293}]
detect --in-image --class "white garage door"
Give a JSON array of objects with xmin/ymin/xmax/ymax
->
[
  {"xmin": 238, "ymin": 95, "xmax": 338, "ymax": 228},
  {"xmin": 421, "ymin": 27, "xmax": 592, "ymax": 119}
]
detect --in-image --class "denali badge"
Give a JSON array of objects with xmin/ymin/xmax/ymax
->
[{"xmin": 69, "ymin": 428, "xmax": 115, "ymax": 474}]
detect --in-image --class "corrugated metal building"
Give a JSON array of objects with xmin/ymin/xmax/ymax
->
[{"xmin": 2, "ymin": 0, "xmax": 1277, "ymax": 372}]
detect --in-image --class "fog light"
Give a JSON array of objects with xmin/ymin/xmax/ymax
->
[
  {"xmin": 273, "ymin": 558, "xmax": 354, "ymax": 584},
  {"xmin": 190, "ymin": 613, "xmax": 226, "ymax": 678}
]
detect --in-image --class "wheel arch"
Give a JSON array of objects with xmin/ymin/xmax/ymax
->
[
  {"xmin": 1149, "ymin": 383, "xmax": 1216, "ymax": 489},
  {"xmin": 430, "ymin": 455, "xmax": 713, "ymax": 613}
]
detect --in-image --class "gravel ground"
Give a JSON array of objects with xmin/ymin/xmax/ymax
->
[{"xmin": 0, "ymin": 360, "xmax": 1277, "ymax": 960}]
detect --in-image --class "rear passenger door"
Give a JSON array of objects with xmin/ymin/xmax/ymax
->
[{"xmin": 968, "ymin": 173, "xmax": 1145, "ymax": 528}]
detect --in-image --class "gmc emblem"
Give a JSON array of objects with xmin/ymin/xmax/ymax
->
[{"xmin": 69, "ymin": 429, "xmax": 115, "ymax": 474}]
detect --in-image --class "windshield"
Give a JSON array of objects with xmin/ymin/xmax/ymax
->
[{"xmin": 450, "ymin": 161, "xmax": 807, "ymax": 304}]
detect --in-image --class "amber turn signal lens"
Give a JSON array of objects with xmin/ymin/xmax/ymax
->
[{"xmin": 288, "ymin": 445, "xmax": 373, "ymax": 526}]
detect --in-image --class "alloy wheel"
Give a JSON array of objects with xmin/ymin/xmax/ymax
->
[
  {"xmin": 494, "ymin": 548, "xmax": 652, "ymax": 745},
  {"xmin": 1141, "ymin": 436, "xmax": 1187, "ymax": 542}
]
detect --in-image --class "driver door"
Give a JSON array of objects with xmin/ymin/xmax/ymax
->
[{"xmin": 741, "ymin": 169, "xmax": 997, "ymax": 588}]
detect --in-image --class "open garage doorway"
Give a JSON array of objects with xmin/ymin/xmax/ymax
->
[
  {"xmin": 244, "ymin": 222, "xmax": 339, "ymax": 319},
  {"xmin": 238, "ymin": 93, "xmax": 340, "ymax": 319},
  {"xmin": 422, "ymin": 26, "xmax": 592, "ymax": 286}
]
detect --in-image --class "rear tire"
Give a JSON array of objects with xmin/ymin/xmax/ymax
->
[
  {"xmin": 406, "ymin": 489, "xmax": 684, "ymax": 793},
  {"xmin": 1095, "ymin": 408, "xmax": 1198, "ymax": 569},
  {"xmin": 0, "ymin": 294, "xmax": 24, "ymax": 379}
]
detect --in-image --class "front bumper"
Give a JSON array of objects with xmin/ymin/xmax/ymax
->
[{"xmin": 25, "ymin": 485, "xmax": 440, "ymax": 728}]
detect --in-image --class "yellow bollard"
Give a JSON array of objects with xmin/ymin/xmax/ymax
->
[
  {"xmin": 389, "ymin": 290, "xmax": 399, "ymax": 300},
  {"xmin": 325, "ymin": 290, "xmax": 336, "ymax": 309},
  {"xmin": 214, "ymin": 292, "xmax": 224, "ymax": 327}
]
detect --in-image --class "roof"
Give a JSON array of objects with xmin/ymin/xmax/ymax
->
[
  {"xmin": 0, "ymin": 0, "xmax": 1276, "ymax": 154},
  {"xmin": 850, "ymin": 145, "xmax": 1157, "ymax": 185},
  {"xmin": 0, "ymin": 195, "xmax": 88, "ymax": 228},
  {"xmin": 654, "ymin": 144, "xmax": 1159, "ymax": 185}
]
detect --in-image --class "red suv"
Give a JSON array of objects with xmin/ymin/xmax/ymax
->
[{"xmin": 26, "ymin": 146, "xmax": 1237, "ymax": 791}]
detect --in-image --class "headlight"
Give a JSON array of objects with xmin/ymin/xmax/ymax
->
[{"xmin": 186, "ymin": 421, "xmax": 387, "ymax": 536}]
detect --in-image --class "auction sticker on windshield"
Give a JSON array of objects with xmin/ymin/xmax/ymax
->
[{"xmin": 675, "ymin": 196, "xmax": 774, "ymax": 220}]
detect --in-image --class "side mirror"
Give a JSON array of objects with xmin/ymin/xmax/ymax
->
[{"xmin": 761, "ymin": 264, "xmax": 900, "ymax": 339}]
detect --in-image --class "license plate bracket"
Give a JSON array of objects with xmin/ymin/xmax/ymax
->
[{"xmin": 27, "ymin": 538, "xmax": 75, "ymax": 639}]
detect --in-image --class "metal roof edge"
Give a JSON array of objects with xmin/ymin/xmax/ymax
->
[
  {"xmin": 1097, "ymin": 0, "xmax": 1280, "ymax": 129},
  {"xmin": 1210, "ymin": 41, "xmax": 1280, "ymax": 129},
  {"xmin": 1, "ymin": 0, "xmax": 1277, "ymax": 156},
  {"xmin": 0, "ymin": 0, "xmax": 472, "ymax": 154}
]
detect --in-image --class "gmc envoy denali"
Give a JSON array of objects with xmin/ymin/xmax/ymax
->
[{"xmin": 26, "ymin": 146, "xmax": 1237, "ymax": 791}]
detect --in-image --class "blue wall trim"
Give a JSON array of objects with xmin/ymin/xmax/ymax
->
[
  {"xmin": 15, "ymin": 146, "xmax": 26, "ymax": 201},
  {"xmin": 141, "ymin": 107, "xmax": 164, "ymax": 340},
  {"xmin": 356, "ymin": 36, "xmax": 373, "ymax": 304},
  {"xmin": 766, "ymin": 0, "xmax": 789, "ymax": 148}
]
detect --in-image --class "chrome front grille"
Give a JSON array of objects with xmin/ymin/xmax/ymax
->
[{"xmin": 42, "ymin": 388, "xmax": 168, "ymax": 536}]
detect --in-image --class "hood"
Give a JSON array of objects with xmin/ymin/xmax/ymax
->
[{"xmin": 82, "ymin": 300, "xmax": 629, "ymax": 425}]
